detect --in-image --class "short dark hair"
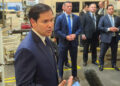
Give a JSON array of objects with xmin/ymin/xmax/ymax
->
[
  {"xmin": 88, "ymin": 3, "xmax": 96, "ymax": 7},
  {"xmin": 83, "ymin": 4, "xmax": 88, "ymax": 9},
  {"xmin": 28, "ymin": 3, "xmax": 53, "ymax": 21},
  {"xmin": 63, "ymin": 1, "xmax": 72, "ymax": 6},
  {"xmin": 106, "ymin": 4, "xmax": 114, "ymax": 9}
]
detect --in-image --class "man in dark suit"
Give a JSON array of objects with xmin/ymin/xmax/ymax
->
[
  {"xmin": 81, "ymin": 3, "xmax": 99, "ymax": 66},
  {"xmin": 14, "ymin": 3, "xmax": 73, "ymax": 86},
  {"xmin": 55, "ymin": 1, "xmax": 82, "ymax": 82},
  {"xmin": 54, "ymin": 3, "xmax": 71, "ymax": 68},
  {"xmin": 79, "ymin": 4, "xmax": 89, "ymax": 52},
  {"xmin": 98, "ymin": 4, "xmax": 120, "ymax": 71},
  {"xmin": 79, "ymin": 4, "xmax": 89, "ymax": 17}
]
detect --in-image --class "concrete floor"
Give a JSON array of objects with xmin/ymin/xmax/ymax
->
[{"xmin": 0, "ymin": 47, "xmax": 120, "ymax": 86}]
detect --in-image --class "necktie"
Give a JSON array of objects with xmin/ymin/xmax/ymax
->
[
  {"xmin": 92, "ymin": 13, "xmax": 96, "ymax": 28},
  {"xmin": 110, "ymin": 16, "xmax": 114, "ymax": 27},
  {"xmin": 43, "ymin": 39, "xmax": 46, "ymax": 45},
  {"xmin": 110, "ymin": 16, "xmax": 115, "ymax": 36},
  {"xmin": 45, "ymin": 38, "xmax": 52, "ymax": 55},
  {"xmin": 67, "ymin": 15, "xmax": 72, "ymax": 34},
  {"xmin": 45, "ymin": 38, "xmax": 57, "ymax": 71},
  {"xmin": 92, "ymin": 13, "xmax": 95, "ymax": 21}
]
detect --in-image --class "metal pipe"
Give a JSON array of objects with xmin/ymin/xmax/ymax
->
[
  {"xmin": 2, "ymin": 0, "xmax": 5, "ymax": 28},
  {"xmin": 0, "ymin": 28, "xmax": 5, "ymax": 65}
]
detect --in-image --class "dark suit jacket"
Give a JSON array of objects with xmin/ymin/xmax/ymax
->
[
  {"xmin": 54, "ymin": 12, "xmax": 63, "ymax": 24},
  {"xmin": 81, "ymin": 12, "xmax": 100, "ymax": 39},
  {"xmin": 79, "ymin": 11, "xmax": 88, "ymax": 21},
  {"xmin": 79, "ymin": 10, "xmax": 88, "ymax": 17},
  {"xmin": 98, "ymin": 15, "xmax": 120, "ymax": 43},
  {"xmin": 79, "ymin": 11, "xmax": 85, "ymax": 17},
  {"xmin": 14, "ymin": 30, "xmax": 58, "ymax": 86},
  {"xmin": 54, "ymin": 13, "xmax": 82, "ymax": 47}
]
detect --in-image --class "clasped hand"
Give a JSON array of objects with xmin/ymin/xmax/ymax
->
[
  {"xmin": 110, "ymin": 27, "xmax": 119, "ymax": 32},
  {"xmin": 66, "ymin": 34, "xmax": 76, "ymax": 41}
]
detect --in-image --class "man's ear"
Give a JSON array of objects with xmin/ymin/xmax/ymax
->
[{"xmin": 30, "ymin": 18, "xmax": 36, "ymax": 27}]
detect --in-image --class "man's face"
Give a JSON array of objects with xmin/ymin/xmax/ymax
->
[
  {"xmin": 89, "ymin": 4, "xmax": 97, "ymax": 13},
  {"xmin": 64, "ymin": 3, "xmax": 72, "ymax": 14},
  {"xmin": 85, "ymin": 5, "xmax": 89, "ymax": 11},
  {"xmin": 98, "ymin": 2, "xmax": 103, "ymax": 8},
  {"xmin": 62, "ymin": 5, "xmax": 65, "ymax": 12},
  {"xmin": 107, "ymin": 6, "xmax": 114, "ymax": 15},
  {"xmin": 31, "ymin": 10, "xmax": 54, "ymax": 36}
]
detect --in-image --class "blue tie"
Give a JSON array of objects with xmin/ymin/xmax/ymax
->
[
  {"xmin": 110, "ymin": 16, "xmax": 115, "ymax": 36},
  {"xmin": 110, "ymin": 16, "xmax": 114, "ymax": 26},
  {"xmin": 67, "ymin": 15, "xmax": 72, "ymax": 34}
]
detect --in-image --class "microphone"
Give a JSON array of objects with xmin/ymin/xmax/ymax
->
[{"xmin": 84, "ymin": 69, "xmax": 103, "ymax": 86}]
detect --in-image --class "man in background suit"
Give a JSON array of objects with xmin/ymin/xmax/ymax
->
[
  {"xmin": 54, "ymin": 4, "xmax": 65, "ymax": 23},
  {"xmin": 53, "ymin": 3, "xmax": 71, "ymax": 68},
  {"xmin": 79, "ymin": 4, "xmax": 89, "ymax": 52},
  {"xmin": 97, "ymin": 1, "xmax": 106, "ymax": 18},
  {"xmin": 79, "ymin": 4, "xmax": 89, "ymax": 17},
  {"xmin": 55, "ymin": 1, "xmax": 82, "ymax": 82},
  {"xmin": 14, "ymin": 3, "xmax": 73, "ymax": 86},
  {"xmin": 98, "ymin": 4, "xmax": 120, "ymax": 71},
  {"xmin": 81, "ymin": 3, "xmax": 99, "ymax": 66}
]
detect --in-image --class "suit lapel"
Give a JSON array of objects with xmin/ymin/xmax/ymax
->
[
  {"xmin": 32, "ymin": 31, "xmax": 56, "ymax": 71},
  {"xmin": 72, "ymin": 14, "xmax": 74, "ymax": 31},
  {"xmin": 88, "ymin": 12, "xmax": 93, "ymax": 20},
  {"xmin": 114, "ymin": 15, "xmax": 117, "ymax": 26},
  {"xmin": 63, "ymin": 13, "xmax": 69, "ymax": 33},
  {"xmin": 45, "ymin": 38, "xmax": 57, "ymax": 70},
  {"xmin": 88, "ymin": 12, "xmax": 97, "ymax": 21},
  {"xmin": 88, "ymin": 12, "xmax": 95, "ymax": 24},
  {"xmin": 63, "ymin": 13, "xmax": 68, "ymax": 27},
  {"xmin": 37, "ymin": 41, "xmax": 56, "ymax": 70},
  {"xmin": 87, "ymin": 12, "xmax": 96, "ymax": 28}
]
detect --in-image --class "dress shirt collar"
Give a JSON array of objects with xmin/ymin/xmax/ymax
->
[
  {"xmin": 108, "ymin": 14, "xmax": 113, "ymax": 17},
  {"xmin": 90, "ymin": 12, "xmax": 95, "ymax": 16},
  {"xmin": 65, "ymin": 12, "xmax": 72, "ymax": 17},
  {"xmin": 32, "ymin": 28, "xmax": 46, "ymax": 45},
  {"xmin": 83, "ymin": 10, "xmax": 87, "ymax": 13}
]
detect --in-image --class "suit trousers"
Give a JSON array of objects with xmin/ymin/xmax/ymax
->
[
  {"xmin": 58, "ymin": 44, "xmax": 78, "ymax": 78},
  {"xmin": 83, "ymin": 39, "xmax": 97, "ymax": 63},
  {"xmin": 99, "ymin": 37, "xmax": 118, "ymax": 66}
]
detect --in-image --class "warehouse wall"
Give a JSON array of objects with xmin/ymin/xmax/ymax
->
[{"xmin": 0, "ymin": 0, "xmax": 22, "ymax": 3}]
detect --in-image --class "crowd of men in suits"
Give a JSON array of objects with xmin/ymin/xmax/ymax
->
[{"xmin": 54, "ymin": 0, "xmax": 120, "ymax": 83}]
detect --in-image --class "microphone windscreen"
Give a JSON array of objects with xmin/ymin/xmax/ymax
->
[{"xmin": 84, "ymin": 69, "xmax": 103, "ymax": 86}]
